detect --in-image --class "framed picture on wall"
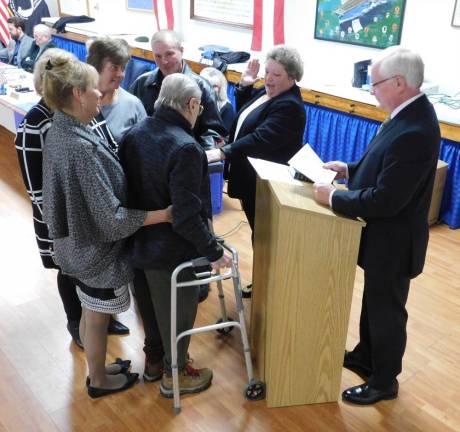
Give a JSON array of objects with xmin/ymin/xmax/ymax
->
[
  {"xmin": 126, "ymin": 0, "xmax": 153, "ymax": 12},
  {"xmin": 190, "ymin": 0, "xmax": 253, "ymax": 29},
  {"xmin": 452, "ymin": 0, "xmax": 460, "ymax": 27},
  {"xmin": 314, "ymin": 0, "xmax": 406, "ymax": 49}
]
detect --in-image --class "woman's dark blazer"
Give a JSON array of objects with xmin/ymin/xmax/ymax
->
[{"xmin": 222, "ymin": 84, "xmax": 306, "ymax": 201}]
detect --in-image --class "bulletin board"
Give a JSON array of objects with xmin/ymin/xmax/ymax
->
[
  {"xmin": 57, "ymin": 0, "xmax": 89, "ymax": 16},
  {"xmin": 190, "ymin": 0, "xmax": 253, "ymax": 29},
  {"xmin": 314, "ymin": 0, "xmax": 406, "ymax": 49}
]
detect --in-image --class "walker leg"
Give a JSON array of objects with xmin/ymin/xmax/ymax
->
[
  {"xmin": 170, "ymin": 276, "xmax": 181, "ymax": 413},
  {"xmin": 231, "ymin": 269, "xmax": 254, "ymax": 382},
  {"xmin": 216, "ymin": 275, "xmax": 228, "ymax": 321},
  {"xmin": 172, "ymin": 363, "xmax": 181, "ymax": 414},
  {"xmin": 238, "ymin": 309, "xmax": 254, "ymax": 382}
]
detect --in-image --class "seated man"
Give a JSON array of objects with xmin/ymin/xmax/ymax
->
[
  {"xmin": 129, "ymin": 29, "xmax": 225, "ymax": 150},
  {"xmin": 120, "ymin": 73, "xmax": 231, "ymax": 397},
  {"xmin": 21, "ymin": 24, "xmax": 56, "ymax": 72},
  {"xmin": 1, "ymin": 16, "xmax": 33, "ymax": 66}
]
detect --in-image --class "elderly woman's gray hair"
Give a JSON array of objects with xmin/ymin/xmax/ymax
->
[
  {"xmin": 266, "ymin": 45, "xmax": 304, "ymax": 82},
  {"xmin": 372, "ymin": 46, "xmax": 424, "ymax": 88},
  {"xmin": 154, "ymin": 73, "xmax": 202, "ymax": 113},
  {"xmin": 200, "ymin": 67, "xmax": 228, "ymax": 105}
]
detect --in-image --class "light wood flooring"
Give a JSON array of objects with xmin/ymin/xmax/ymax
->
[{"xmin": 1, "ymin": 126, "xmax": 460, "ymax": 432}]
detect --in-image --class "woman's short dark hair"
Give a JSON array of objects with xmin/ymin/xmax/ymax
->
[{"xmin": 86, "ymin": 37, "xmax": 131, "ymax": 73}]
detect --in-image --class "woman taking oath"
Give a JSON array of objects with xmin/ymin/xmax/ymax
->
[
  {"xmin": 207, "ymin": 45, "xmax": 306, "ymax": 296},
  {"xmin": 207, "ymin": 45, "xmax": 306, "ymax": 233}
]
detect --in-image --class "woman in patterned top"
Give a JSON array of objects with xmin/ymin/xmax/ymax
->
[
  {"xmin": 15, "ymin": 48, "xmax": 132, "ymax": 350},
  {"xmin": 41, "ymin": 53, "xmax": 171, "ymax": 398}
]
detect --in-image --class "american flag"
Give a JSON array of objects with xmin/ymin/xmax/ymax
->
[
  {"xmin": 251, "ymin": 0, "xmax": 285, "ymax": 52},
  {"xmin": 0, "ymin": 0, "xmax": 12, "ymax": 49},
  {"xmin": 153, "ymin": 0, "xmax": 174, "ymax": 30},
  {"xmin": 0, "ymin": 68, "xmax": 7, "ymax": 85}
]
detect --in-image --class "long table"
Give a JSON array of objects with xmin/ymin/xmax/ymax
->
[{"xmin": 0, "ymin": 64, "xmax": 39, "ymax": 133}]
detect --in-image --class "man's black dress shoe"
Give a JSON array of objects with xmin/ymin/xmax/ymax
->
[
  {"xmin": 342, "ymin": 381, "xmax": 398, "ymax": 405},
  {"xmin": 87, "ymin": 372, "xmax": 139, "ymax": 399},
  {"xmin": 343, "ymin": 351, "xmax": 372, "ymax": 380},
  {"xmin": 66, "ymin": 321, "xmax": 83, "ymax": 349},
  {"xmin": 241, "ymin": 283, "xmax": 252, "ymax": 299},
  {"xmin": 108, "ymin": 317, "xmax": 130, "ymax": 335}
]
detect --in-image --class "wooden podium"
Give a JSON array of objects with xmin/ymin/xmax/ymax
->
[{"xmin": 250, "ymin": 176, "xmax": 365, "ymax": 408}]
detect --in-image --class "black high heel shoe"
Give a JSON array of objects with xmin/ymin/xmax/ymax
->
[
  {"xmin": 86, "ymin": 358, "xmax": 131, "ymax": 387},
  {"xmin": 87, "ymin": 372, "xmax": 139, "ymax": 399}
]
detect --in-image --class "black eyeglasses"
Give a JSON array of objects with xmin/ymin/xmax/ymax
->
[{"xmin": 370, "ymin": 76, "xmax": 397, "ymax": 89}]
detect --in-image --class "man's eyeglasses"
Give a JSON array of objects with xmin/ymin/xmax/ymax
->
[
  {"xmin": 188, "ymin": 98, "xmax": 203, "ymax": 115},
  {"xmin": 370, "ymin": 75, "xmax": 397, "ymax": 89}
]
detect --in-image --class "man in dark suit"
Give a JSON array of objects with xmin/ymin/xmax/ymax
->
[{"xmin": 313, "ymin": 47, "xmax": 440, "ymax": 405}]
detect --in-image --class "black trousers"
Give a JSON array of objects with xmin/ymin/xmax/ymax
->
[
  {"xmin": 241, "ymin": 194, "xmax": 256, "ymax": 237},
  {"xmin": 132, "ymin": 269, "xmax": 165, "ymax": 363},
  {"xmin": 57, "ymin": 270, "xmax": 81, "ymax": 322},
  {"xmin": 350, "ymin": 271, "xmax": 410, "ymax": 389}
]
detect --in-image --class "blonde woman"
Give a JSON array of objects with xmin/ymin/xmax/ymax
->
[
  {"xmin": 200, "ymin": 66, "xmax": 235, "ymax": 135},
  {"xmin": 42, "ymin": 54, "xmax": 171, "ymax": 398}
]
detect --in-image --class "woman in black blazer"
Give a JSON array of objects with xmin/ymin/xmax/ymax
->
[
  {"xmin": 207, "ymin": 45, "xmax": 306, "ymax": 233},
  {"xmin": 207, "ymin": 45, "xmax": 306, "ymax": 296}
]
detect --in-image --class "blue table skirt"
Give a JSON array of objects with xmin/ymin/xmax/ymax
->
[
  {"xmin": 302, "ymin": 103, "xmax": 460, "ymax": 229},
  {"xmin": 53, "ymin": 37, "xmax": 460, "ymax": 228},
  {"xmin": 53, "ymin": 36, "xmax": 87, "ymax": 61}
]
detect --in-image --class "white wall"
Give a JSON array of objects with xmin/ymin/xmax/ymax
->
[
  {"xmin": 45, "ymin": 0, "xmax": 59, "ymax": 17},
  {"xmin": 45, "ymin": 0, "xmax": 460, "ymax": 89}
]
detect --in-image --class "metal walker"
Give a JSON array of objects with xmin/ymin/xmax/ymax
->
[{"xmin": 170, "ymin": 241, "xmax": 265, "ymax": 414}]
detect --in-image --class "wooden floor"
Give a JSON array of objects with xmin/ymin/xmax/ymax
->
[{"xmin": 1, "ymin": 125, "xmax": 460, "ymax": 432}]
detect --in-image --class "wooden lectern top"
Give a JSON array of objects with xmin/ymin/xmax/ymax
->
[{"xmin": 267, "ymin": 180, "xmax": 365, "ymax": 227}]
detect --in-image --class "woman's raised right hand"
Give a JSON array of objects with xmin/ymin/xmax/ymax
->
[{"xmin": 239, "ymin": 59, "xmax": 260, "ymax": 87}]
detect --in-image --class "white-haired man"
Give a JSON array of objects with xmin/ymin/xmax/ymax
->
[
  {"xmin": 21, "ymin": 23, "xmax": 55, "ymax": 72},
  {"xmin": 314, "ymin": 47, "xmax": 440, "ymax": 405},
  {"xmin": 129, "ymin": 29, "xmax": 226, "ymax": 150}
]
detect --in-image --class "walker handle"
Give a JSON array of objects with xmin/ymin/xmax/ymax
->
[{"xmin": 191, "ymin": 257, "xmax": 211, "ymax": 268}]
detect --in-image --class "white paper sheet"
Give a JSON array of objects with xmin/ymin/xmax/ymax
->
[
  {"xmin": 248, "ymin": 157, "xmax": 302, "ymax": 185},
  {"xmin": 288, "ymin": 144, "xmax": 336, "ymax": 184}
]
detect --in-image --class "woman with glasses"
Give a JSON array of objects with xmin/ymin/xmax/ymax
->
[{"xmin": 86, "ymin": 37, "xmax": 146, "ymax": 144}]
